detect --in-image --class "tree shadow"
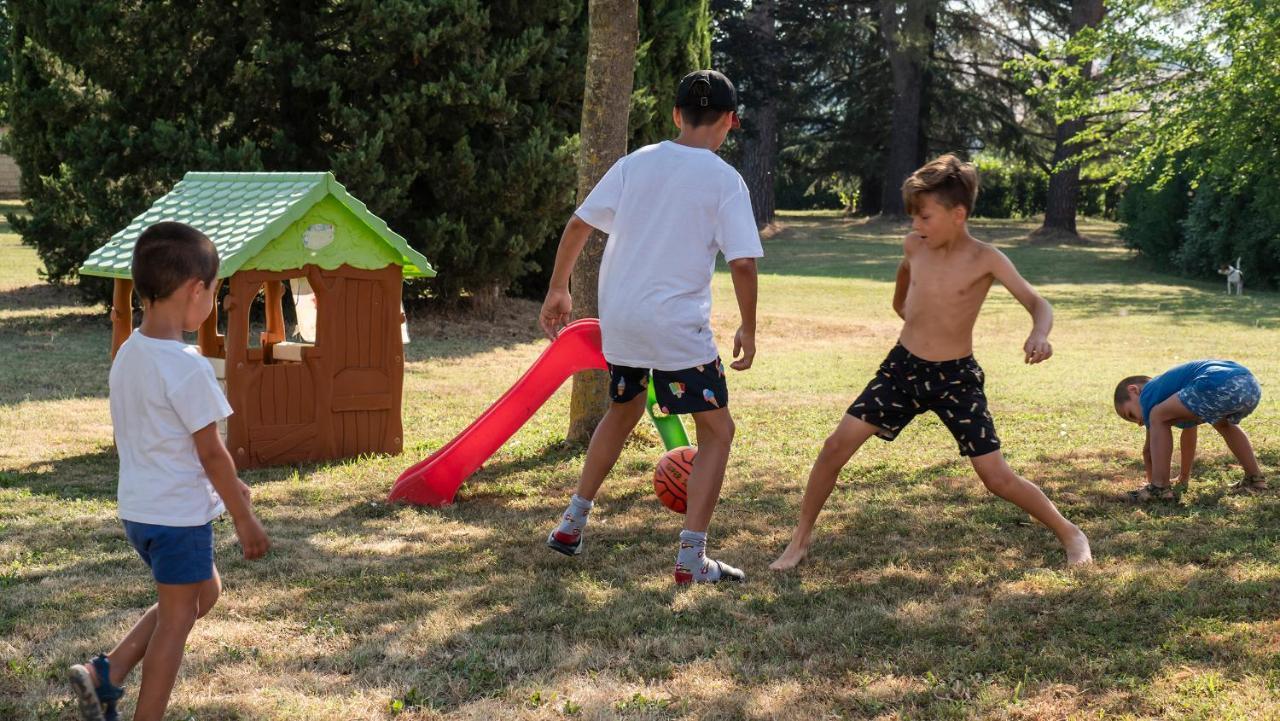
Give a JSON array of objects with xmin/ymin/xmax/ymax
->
[
  {"xmin": 0, "ymin": 283, "xmax": 92, "ymax": 313},
  {"xmin": 14, "ymin": 439, "xmax": 1280, "ymax": 717},
  {"xmin": 280, "ymin": 465, "xmax": 1280, "ymax": 717},
  {"xmin": 404, "ymin": 295, "xmax": 547, "ymax": 363},
  {"xmin": 0, "ymin": 449, "xmax": 119, "ymax": 502}
]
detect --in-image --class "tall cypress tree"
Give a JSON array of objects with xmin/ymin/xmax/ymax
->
[
  {"xmin": 9, "ymin": 1, "xmax": 711, "ymax": 305},
  {"xmin": 629, "ymin": 0, "xmax": 711, "ymax": 146},
  {"xmin": 7, "ymin": 1, "xmax": 586, "ymax": 304}
]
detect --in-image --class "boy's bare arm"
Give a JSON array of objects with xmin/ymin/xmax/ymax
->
[
  {"xmin": 728, "ymin": 258, "xmax": 757, "ymax": 371},
  {"xmin": 989, "ymin": 249, "xmax": 1053, "ymax": 364},
  {"xmin": 193, "ymin": 424, "xmax": 269, "ymax": 559},
  {"xmin": 1147, "ymin": 396, "xmax": 1201, "ymax": 486},
  {"xmin": 892, "ymin": 234, "xmax": 916, "ymax": 319},
  {"xmin": 1143, "ymin": 433, "xmax": 1152, "ymax": 483},
  {"xmin": 539, "ymin": 215, "xmax": 596, "ymax": 339},
  {"xmin": 1178, "ymin": 426, "xmax": 1197, "ymax": 484},
  {"xmin": 892, "ymin": 259, "xmax": 910, "ymax": 319}
]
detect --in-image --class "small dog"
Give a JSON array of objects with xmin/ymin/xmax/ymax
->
[{"xmin": 1219, "ymin": 258, "xmax": 1243, "ymax": 295}]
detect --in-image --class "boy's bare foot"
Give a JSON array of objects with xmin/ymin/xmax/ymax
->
[
  {"xmin": 1063, "ymin": 525, "xmax": 1092, "ymax": 566},
  {"xmin": 769, "ymin": 537, "xmax": 812, "ymax": 571}
]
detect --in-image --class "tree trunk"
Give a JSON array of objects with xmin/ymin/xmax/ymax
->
[
  {"xmin": 567, "ymin": 0, "xmax": 639, "ymax": 444},
  {"xmin": 877, "ymin": 0, "xmax": 938, "ymax": 217},
  {"xmin": 1037, "ymin": 0, "xmax": 1105, "ymax": 239},
  {"xmin": 740, "ymin": 0, "xmax": 778, "ymax": 228}
]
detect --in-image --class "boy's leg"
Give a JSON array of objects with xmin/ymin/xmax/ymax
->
[
  {"xmin": 87, "ymin": 568, "xmax": 222, "ymax": 689},
  {"xmin": 1213, "ymin": 420, "xmax": 1263, "ymax": 479},
  {"xmin": 548, "ymin": 391, "xmax": 648, "ymax": 554},
  {"xmin": 674, "ymin": 406, "xmax": 742, "ymax": 583},
  {"xmin": 132, "ymin": 576, "xmax": 220, "ymax": 721},
  {"xmin": 770, "ymin": 415, "xmax": 880, "ymax": 571},
  {"xmin": 683, "ymin": 407, "xmax": 735, "ymax": 532},
  {"xmin": 969, "ymin": 451, "xmax": 1091, "ymax": 566},
  {"xmin": 574, "ymin": 391, "xmax": 650, "ymax": 501}
]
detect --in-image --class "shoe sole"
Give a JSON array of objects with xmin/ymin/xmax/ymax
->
[
  {"xmin": 68, "ymin": 666, "xmax": 106, "ymax": 721},
  {"xmin": 546, "ymin": 533, "xmax": 583, "ymax": 557}
]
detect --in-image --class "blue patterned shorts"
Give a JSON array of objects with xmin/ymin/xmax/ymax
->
[{"xmin": 1179, "ymin": 369, "xmax": 1261, "ymax": 425}]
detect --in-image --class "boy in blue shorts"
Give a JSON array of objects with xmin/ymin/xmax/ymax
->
[
  {"xmin": 68, "ymin": 222, "xmax": 270, "ymax": 721},
  {"xmin": 1114, "ymin": 360, "xmax": 1265, "ymax": 501},
  {"xmin": 539, "ymin": 70, "xmax": 762, "ymax": 584}
]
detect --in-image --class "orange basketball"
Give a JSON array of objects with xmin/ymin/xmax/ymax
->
[{"xmin": 653, "ymin": 446, "xmax": 697, "ymax": 513}]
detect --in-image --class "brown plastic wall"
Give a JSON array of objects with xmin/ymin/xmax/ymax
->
[{"xmin": 220, "ymin": 263, "xmax": 405, "ymax": 468}]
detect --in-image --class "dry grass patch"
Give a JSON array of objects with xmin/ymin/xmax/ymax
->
[{"xmin": 4, "ymin": 215, "xmax": 1280, "ymax": 719}]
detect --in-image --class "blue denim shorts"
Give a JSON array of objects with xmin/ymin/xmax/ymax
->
[
  {"xmin": 122, "ymin": 520, "xmax": 215, "ymax": 585},
  {"xmin": 1179, "ymin": 369, "xmax": 1262, "ymax": 425}
]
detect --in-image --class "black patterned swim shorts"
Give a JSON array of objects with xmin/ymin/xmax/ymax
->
[{"xmin": 847, "ymin": 343, "xmax": 1001, "ymax": 457}]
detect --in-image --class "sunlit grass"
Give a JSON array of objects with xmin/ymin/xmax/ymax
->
[{"xmin": 2, "ymin": 212, "xmax": 1278, "ymax": 719}]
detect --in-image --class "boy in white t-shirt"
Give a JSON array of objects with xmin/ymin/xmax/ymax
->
[
  {"xmin": 68, "ymin": 222, "xmax": 270, "ymax": 721},
  {"xmin": 539, "ymin": 70, "xmax": 763, "ymax": 584}
]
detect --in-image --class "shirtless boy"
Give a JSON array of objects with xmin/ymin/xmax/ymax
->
[{"xmin": 770, "ymin": 154, "xmax": 1092, "ymax": 570}]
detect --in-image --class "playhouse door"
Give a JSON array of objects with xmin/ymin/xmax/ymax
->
[
  {"xmin": 245, "ymin": 362, "xmax": 320, "ymax": 465},
  {"xmin": 328, "ymin": 272, "xmax": 403, "ymax": 458}
]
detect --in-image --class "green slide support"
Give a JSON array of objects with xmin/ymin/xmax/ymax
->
[{"xmin": 646, "ymin": 375, "xmax": 690, "ymax": 450}]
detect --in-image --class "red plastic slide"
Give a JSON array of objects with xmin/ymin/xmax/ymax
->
[{"xmin": 389, "ymin": 318, "xmax": 607, "ymax": 506}]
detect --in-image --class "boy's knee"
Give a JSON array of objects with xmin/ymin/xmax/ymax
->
[
  {"xmin": 696, "ymin": 411, "xmax": 735, "ymax": 446},
  {"xmin": 819, "ymin": 433, "xmax": 848, "ymax": 460},
  {"xmin": 973, "ymin": 462, "xmax": 1016, "ymax": 493},
  {"xmin": 196, "ymin": 584, "xmax": 221, "ymax": 620}
]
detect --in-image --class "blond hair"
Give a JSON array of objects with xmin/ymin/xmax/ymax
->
[{"xmin": 901, "ymin": 154, "xmax": 979, "ymax": 216}]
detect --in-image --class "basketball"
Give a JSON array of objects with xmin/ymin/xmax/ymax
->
[{"xmin": 653, "ymin": 446, "xmax": 697, "ymax": 513}]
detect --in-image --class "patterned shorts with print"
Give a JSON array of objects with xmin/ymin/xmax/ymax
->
[
  {"xmin": 609, "ymin": 357, "xmax": 729, "ymax": 415},
  {"xmin": 1179, "ymin": 368, "xmax": 1262, "ymax": 425},
  {"xmin": 847, "ymin": 343, "xmax": 1001, "ymax": 458}
]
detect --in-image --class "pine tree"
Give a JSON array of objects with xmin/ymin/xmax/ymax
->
[{"xmin": 7, "ymin": 1, "xmax": 586, "ymax": 304}]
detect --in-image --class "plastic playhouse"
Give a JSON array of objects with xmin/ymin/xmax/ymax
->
[{"xmin": 80, "ymin": 172, "xmax": 435, "ymax": 468}]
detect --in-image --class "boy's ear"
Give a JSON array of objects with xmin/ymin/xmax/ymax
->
[
  {"xmin": 1127, "ymin": 384, "xmax": 1140, "ymax": 399},
  {"xmin": 671, "ymin": 107, "xmax": 682, "ymax": 130}
]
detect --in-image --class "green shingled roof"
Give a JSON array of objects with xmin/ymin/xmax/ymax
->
[{"xmin": 80, "ymin": 172, "xmax": 435, "ymax": 280}]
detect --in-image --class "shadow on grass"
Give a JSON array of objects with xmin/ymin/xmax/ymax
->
[
  {"xmin": 0, "ymin": 283, "xmax": 92, "ymax": 313},
  {"xmin": 0, "ymin": 449, "xmax": 118, "ymax": 501},
  {"xmin": 200, "ymin": 441, "xmax": 1277, "ymax": 716},
  {"xmin": 404, "ymin": 295, "xmax": 547, "ymax": 363},
  {"xmin": 14, "ymin": 439, "xmax": 1276, "ymax": 717}
]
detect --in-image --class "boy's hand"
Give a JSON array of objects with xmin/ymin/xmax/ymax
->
[
  {"xmin": 539, "ymin": 288, "xmax": 572, "ymax": 340},
  {"xmin": 1023, "ymin": 334, "xmax": 1052, "ymax": 364},
  {"xmin": 233, "ymin": 512, "xmax": 270, "ymax": 560},
  {"xmin": 730, "ymin": 326, "xmax": 755, "ymax": 370}
]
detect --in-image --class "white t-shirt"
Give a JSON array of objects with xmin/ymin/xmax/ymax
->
[
  {"xmin": 109, "ymin": 330, "xmax": 232, "ymax": 526},
  {"xmin": 574, "ymin": 141, "xmax": 763, "ymax": 370}
]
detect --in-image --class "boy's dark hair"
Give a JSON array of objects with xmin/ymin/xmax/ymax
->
[
  {"xmin": 902, "ymin": 154, "xmax": 980, "ymax": 216},
  {"xmin": 678, "ymin": 105, "xmax": 732, "ymax": 129},
  {"xmin": 1113, "ymin": 375, "xmax": 1152, "ymax": 406},
  {"xmin": 132, "ymin": 221, "xmax": 219, "ymax": 303}
]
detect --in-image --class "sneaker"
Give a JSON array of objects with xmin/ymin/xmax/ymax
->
[
  {"xmin": 546, "ymin": 529, "xmax": 583, "ymax": 556},
  {"xmin": 674, "ymin": 559, "xmax": 745, "ymax": 585}
]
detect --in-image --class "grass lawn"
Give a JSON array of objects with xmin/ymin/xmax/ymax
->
[{"xmin": 2, "ymin": 211, "xmax": 1278, "ymax": 720}]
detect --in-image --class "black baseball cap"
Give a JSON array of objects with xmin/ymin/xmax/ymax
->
[{"xmin": 675, "ymin": 70, "xmax": 738, "ymax": 111}]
